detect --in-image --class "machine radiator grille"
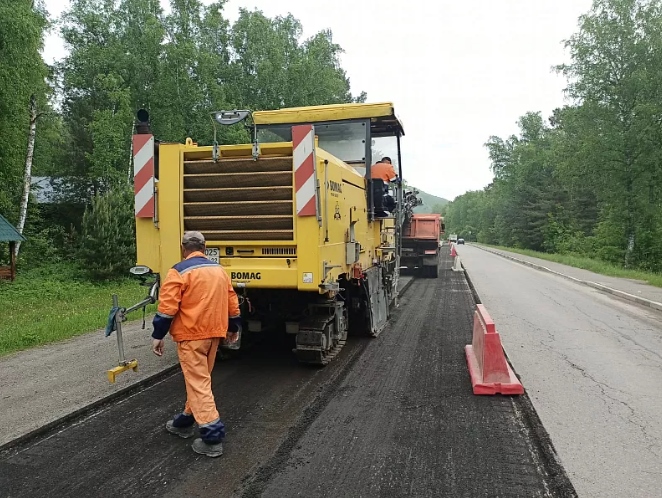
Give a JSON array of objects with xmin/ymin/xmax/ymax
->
[
  {"xmin": 183, "ymin": 156, "xmax": 294, "ymax": 241},
  {"xmin": 262, "ymin": 247, "xmax": 296, "ymax": 256}
]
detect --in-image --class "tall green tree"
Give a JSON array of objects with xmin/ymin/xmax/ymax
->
[
  {"xmin": 557, "ymin": 0, "xmax": 662, "ymax": 267},
  {"xmin": 58, "ymin": 0, "xmax": 166, "ymax": 197},
  {"xmin": 447, "ymin": 0, "xmax": 662, "ymax": 273},
  {"xmin": 0, "ymin": 0, "xmax": 49, "ymax": 222},
  {"xmin": 228, "ymin": 9, "xmax": 365, "ymax": 110}
]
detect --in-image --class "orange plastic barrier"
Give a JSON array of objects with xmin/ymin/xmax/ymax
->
[{"xmin": 465, "ymin": 304, "xmax": 524, "ymax": 395}]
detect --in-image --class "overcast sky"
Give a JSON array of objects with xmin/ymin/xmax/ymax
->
[{"xmin": 42, "ymin": 0, "xmax": 593, "ymax": 201}]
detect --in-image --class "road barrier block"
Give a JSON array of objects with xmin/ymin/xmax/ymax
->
[
  {"xmin": 465, "ymin": 304, "xmax": 524, "ymax": 395},
  {"xmin": 452, "ymin": 255, "xmax": 463, "ymax": 272},
  {"xmin": 450, "ymin": 244, "xmax": 463, "ymax": 271}
]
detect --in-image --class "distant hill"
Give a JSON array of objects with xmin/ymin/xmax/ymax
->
[{"xmin": 409, "ymin": 186, "xmax": 449, "ymax": 214}]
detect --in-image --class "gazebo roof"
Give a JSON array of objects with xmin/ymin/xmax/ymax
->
[{"xmin": 0, "ymin": 214, "xmax": 25, "ymax": 242}]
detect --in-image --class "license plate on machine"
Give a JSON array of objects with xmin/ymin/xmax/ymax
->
[{"xmin": 205, "ymin": 248, "xmax": 220, "ymax": 263}]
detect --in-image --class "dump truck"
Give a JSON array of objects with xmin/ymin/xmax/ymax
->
[
  {"xmin": 401, "ymin": 213, "xmax": 442, "ymax": 278},
  {"xmin": 122, "ymin": 102, "xmax": 420, "ymax": 367}
]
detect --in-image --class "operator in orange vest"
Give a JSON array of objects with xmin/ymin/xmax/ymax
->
[
  {"xmin": 370, "ymin": 156, "xmax": 398, "ymax": 184},
  {"xmin": 370, "ymin": 156, "xmax": 399, "ymax": 214},
  {"xmin": 151, "ymin": 231, "xmax": 241, "ymax": 458}
]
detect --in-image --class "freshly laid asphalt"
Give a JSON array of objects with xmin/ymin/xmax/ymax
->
[{"xmin": 0, "ymin": 251, "xmax": 574, "ymax": 498}]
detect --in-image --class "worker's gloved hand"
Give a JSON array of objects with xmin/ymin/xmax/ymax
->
[
  {"xmin": 226, "ymin": 316, "xmax": 242, "ymax": 348},
  {"xmin": 152, "ymin": 338, "xmax": 164, "ymax": 357},
  {"xmin": 228, "ymin": 316, "xmax": 242, "ymax": 333}
]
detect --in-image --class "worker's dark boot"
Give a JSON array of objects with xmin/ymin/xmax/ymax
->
[
  {"xmin": 165, "ymin": 413, "xmax": 195, "ymax": 439},
  {"xmin": 192, "ymin": 418, "xmax": 225, "ymax": 457},
  {"xmin": 192, "ymin": 438, "xmax": 223, "ymax": 458}
]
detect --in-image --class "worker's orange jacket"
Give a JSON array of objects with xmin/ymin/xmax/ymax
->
[
  {"xmin": 371, "ymin": 161, "xmax": 397, "ymax": 183},
  {"xmin": 151, "ymin": 251, "xmax": 240, "ymax": 342}
]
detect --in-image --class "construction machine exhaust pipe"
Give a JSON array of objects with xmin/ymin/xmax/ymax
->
[{"xmin": 135, "ymin": 108, "xmax": 151, "ymax": 134}]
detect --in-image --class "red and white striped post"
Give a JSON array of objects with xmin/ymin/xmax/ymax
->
[
  {"xmin": 292, "ymin": 124, "xmax": 317, "ymax": 217},
  {"xmin": 132, "ymin": 134, "xmax": 155, "ymax": 218}
]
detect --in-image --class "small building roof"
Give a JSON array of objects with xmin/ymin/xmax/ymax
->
[
  {"xmin": 0, "ymin": 214, "xmax": 26, "ymax": 242},
  {"xmin": 31, "ymin": 176, "xmax": 59, "ymax": 204}
]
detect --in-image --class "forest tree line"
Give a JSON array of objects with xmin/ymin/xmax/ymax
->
[
  {"xmin": 1, "ymin": 0, "xmax": 364, "ymax": 277},
  {"xmin": 444, "ymin": 0, "xmax": 662, "ymax": 272}
]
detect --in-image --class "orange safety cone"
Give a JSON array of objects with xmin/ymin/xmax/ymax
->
[
  {"xmin": 465, "ymin": 304, "xmax": 524, "ymax": 395},
  {"xmin": 450, "ymin": 244, "xmax": 457, "ymax": 258}
]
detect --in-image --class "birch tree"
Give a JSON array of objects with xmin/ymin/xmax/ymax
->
[{"xmin": 14, "ymin": 95, "xmax": 45, "ymax": 257}]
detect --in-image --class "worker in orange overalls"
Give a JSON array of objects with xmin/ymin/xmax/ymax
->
[
  {"xmin": 370, "ymin": 156, "xmax": 399, "ymax": 215},
  {"xmin": 151, "ymin": 231, "xmax": 241, "ymax": 458},
  {"xmin": 371, "ymin": 156, "xmax": 398, "ymax": 184}
]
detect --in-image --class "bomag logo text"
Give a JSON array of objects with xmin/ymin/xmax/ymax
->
[
  {"xmin": 329, "ymin": 180, "xmax": 343, "ymax": 194},
  {"xmin": 231, "ymin": 272, "xmax": 262, "ymax": 280}
]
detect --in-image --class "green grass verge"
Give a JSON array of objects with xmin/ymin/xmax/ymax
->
[
  {"xmin": 0, "ymin": 264, "xmax": 156, "ymax": 357},
  {"xmin": 477, "ymin": 244, "xmax": 662, "ymax": 288}
]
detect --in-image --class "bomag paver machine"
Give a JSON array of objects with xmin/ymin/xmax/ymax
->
[{"xmin": 123, "ymin": 102, "xmax": 419, "ymax": 367}]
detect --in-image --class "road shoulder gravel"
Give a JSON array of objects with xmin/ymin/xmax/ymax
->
[{"xmin": 0, "ymin": 316, "xmax": 179, "ymax": 448}]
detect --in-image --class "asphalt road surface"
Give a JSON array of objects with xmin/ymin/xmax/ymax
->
[
  {"xmin": 457, "ymin": 244, "xmax": 662, "ymax": 498},
  {"xmin": 0, "ymin": 252, "xmax": 574, "ymax": 498}
]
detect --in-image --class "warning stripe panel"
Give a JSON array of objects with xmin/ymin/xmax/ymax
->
[
  {"xmin": 135, "ymin": 177, "xmax": 154, "ymax": 217},
  {"xmin": 292, "ymin": 124, "xmax": 317, "ymax": 217},
  {"xmin": 134, "ymin": 157, "xmax": 153, "ymax": 193},
  {"xmin": 132, "ymin": 134, "xmax": 154, "ymax": 218}
]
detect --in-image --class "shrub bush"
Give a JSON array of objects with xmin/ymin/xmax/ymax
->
[{"xmin": 78, "ymin": 187, "xmax": 136, "ymax": 279}]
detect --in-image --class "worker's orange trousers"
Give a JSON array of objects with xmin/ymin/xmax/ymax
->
[{"xmin": 177, "ymin": 338, "xmax": 220, "ymax": 425}]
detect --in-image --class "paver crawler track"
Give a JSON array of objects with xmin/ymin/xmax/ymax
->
[{"xmin": 295, "ymin": 339, "xmax": 347, "ymax": 366}]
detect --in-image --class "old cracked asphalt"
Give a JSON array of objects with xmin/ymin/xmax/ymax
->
[
  {"xmin": 0, "ymin": 252, "xmax": 572, "ymax": 498},
  {"xmin": 457, "ymin": 244, "xmax": 662, "ymax": 498}
]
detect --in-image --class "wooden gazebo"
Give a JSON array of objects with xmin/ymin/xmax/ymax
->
[{"xmin": 0, "ymin": 214, "xmax": 25, "ymax": 281}]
